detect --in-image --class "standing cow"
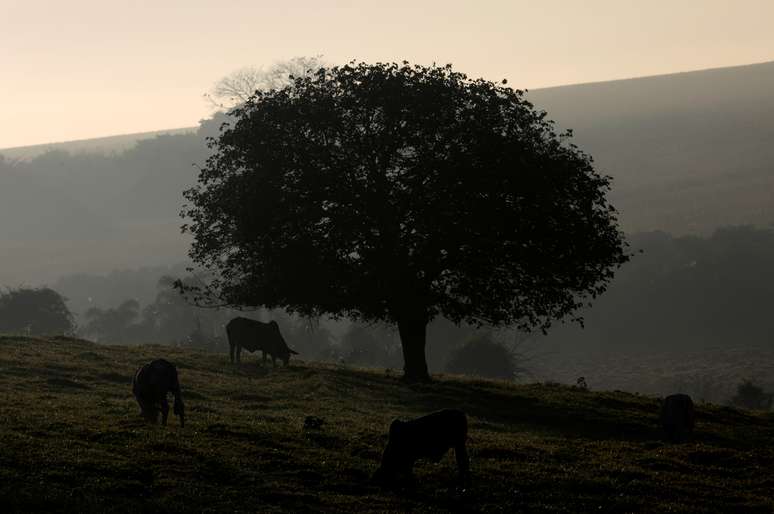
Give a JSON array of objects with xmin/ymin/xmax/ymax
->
[
  {"xmin": 661, "ymin": 393, "xmax": 695, "ymax": 442},
  {"xmin": 132, "ymin": 359, "xmax": 185, "ymax": 427},
  {"xmin": 226, "ymin": 317, "xmax": 298, "ymax": 366}
]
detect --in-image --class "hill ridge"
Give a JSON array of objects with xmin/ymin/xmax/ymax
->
[
  {"xmin": 530, "ymin": 58, "xmax": 774, "ymax": 93},
  {"xmin": 3, "ymin": 59, "xmax": 774, "ymax": 156},
  {"xmin": 0, "ymin": 127, "xmax": 197, "ymax": 159}
]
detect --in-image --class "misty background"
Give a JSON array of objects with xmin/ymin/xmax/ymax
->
[{"xmin": 2, "ymin": 60, "xmax": 774, "ymax": 405}]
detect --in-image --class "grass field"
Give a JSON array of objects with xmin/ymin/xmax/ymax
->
[{"xmin": 1, "ymin": 336, "xmax": 773, "ymax": 513}]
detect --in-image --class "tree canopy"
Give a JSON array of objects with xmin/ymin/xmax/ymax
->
[
  {"xmin": 0, "ymin": 287, "xmax": 75, "ymax": 336},
  {"xmin": 182, "ymin": 61, "xmax": 628, "ymax": 380}
]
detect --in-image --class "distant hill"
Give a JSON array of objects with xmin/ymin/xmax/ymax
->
[
  {"xmin": 2, "ymin": 62, "xmax": 774, "ymax": 285},
  {"xmin": 0, "ymin": 127, "xmax": 196, "ymax": 161},
  {"xmin": 1, "ymin": 335, "xmax": 773, "ymax": 512},
  {"xmin": 0, "ymin": 127, "xmax": 212, "ymax": 285},
  {"xmin": 527, "ymin": 60, "xmax": 774, "ymax": 234}
]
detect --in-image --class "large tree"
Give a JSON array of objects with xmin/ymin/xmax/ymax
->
[{"xmin": 182, "ymin": 62, "xmax": 628, "ymax": 381}]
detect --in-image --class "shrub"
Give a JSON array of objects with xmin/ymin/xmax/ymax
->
[
  {"xmin": 730, "ymin": 380, "xmax": 773, "ymax": 410},
  {"xmin": 444, "ymin": 332, "xmax": 522, "ymax": 381}
]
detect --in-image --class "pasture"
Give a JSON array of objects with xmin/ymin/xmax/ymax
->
[{"xmin": 1, "ymin": 336, "xmax": 772, "ymax": 512}]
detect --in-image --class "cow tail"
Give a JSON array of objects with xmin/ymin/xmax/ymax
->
[{"xmin": 131, "ymin": 367, "xmax": 140, "ymax": 398}]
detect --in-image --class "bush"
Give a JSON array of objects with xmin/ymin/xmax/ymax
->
[
  {"xmin": 444, "ymin": 332, "xmax": 522, "ymax": 381},
  {"xmin": 730, "ymin": 380, "xmax": 773, "ymax": 410}
]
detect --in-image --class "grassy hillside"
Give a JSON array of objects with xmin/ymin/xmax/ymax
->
[{"xmin": 1, "ymin": 337, "xmax": 773, "ymax": 513}]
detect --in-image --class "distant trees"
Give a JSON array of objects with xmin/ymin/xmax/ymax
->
[
  {"xmin": 79, "ymin": 276, "xmax": 228, "ymax": 349},
  {"xmin": 269, "ymin": 312, "xmax": 338, "ymax": 362},
  {"xmin": 0, "ymin": 287, "xmax": 75, "ymax": 335},
  {"xmin": 83, "ymin": 299, "xmax": 142, "ymax": 343},
  {"xmin": 183, "ymin": 61, "xmax": 629, "ymax": 381},
  {"xmin": 142, "ymin": 275, "xmax": 214, "ymax": 344},
  {"xmin": 206, "ymin": 56, "xmax": 327, "ymax": 110},
  {"xmin": 542, "ymin": 226, "xmax": 774, "ymax": 353},
  {"xmin": 339, "ymin": 323, "xmax": 402, "ymax": 369}
]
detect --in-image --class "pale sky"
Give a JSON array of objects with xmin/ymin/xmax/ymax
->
[{"xmin": 2, "ymin": 0, "xmax": 774, "ymax": 149}]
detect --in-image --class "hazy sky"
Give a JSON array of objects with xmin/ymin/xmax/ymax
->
[{"xmin": 2, "ymin": 0, "xmax": 774, "ymax": 148}]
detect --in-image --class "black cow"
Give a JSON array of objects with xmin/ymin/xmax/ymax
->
[
  {"xmin": 373, "ymin": 409, "xmax": 470, "ymax": 487},
  {"xmin": 226, "ymin": 317, "xmax": 298, "ymax": 366},
  {"xmin": 661, "ymin": 393, "xmax": 695, "ymax": 442},
  {"xmin": 132, "ymin": 359, "xmax": 185, "ymax": 427}
]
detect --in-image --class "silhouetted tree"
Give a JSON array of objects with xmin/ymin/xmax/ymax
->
[
  {"xmin": 0, "ymin": 287, "xmax": 75, "ymax": 335},
  {"xmin": 182, "ymin": 61, "xmax": 628, "ymax": 381}
]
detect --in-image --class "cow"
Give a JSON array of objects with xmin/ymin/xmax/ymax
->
[
  {"xmin": 226, "ymin": 317, "xmax": 298, "ymax": 366},
  {"xmin": 372, "ymin": 409, "xmax": 470, "ymax": 488},
  {"xmin": 132, "ymin": 359, "xmax": 185, "ymax": 428},
  {"xmin": 661, "ymin": 393, "xmax": 695, "ymax": 442}
]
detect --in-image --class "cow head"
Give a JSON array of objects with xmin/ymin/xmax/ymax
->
[
  {"xmin": 282, "ymin": 348, "xmax": 299, "ymax": 366},
  {"xmin": 372, "ymin": 419, "xmax": 411, "ymax": 483}
]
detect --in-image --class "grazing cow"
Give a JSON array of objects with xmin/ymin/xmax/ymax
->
[
  {"xmin": 373, "ymin": 409, "xmax": 470, "ymax": 487},
  {"xmin": 226, "ymin": 317, "xmax": 298, "ymax": 366},
  {"xmin": 661, "ymin": 393, "xmax": 695, "ymax": 442},
  {"xmin": 132, "ymin": 359, "xmax": 185, "ymax": 428}
]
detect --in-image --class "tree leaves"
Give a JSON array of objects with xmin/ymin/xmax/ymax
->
[{"xmin": 182, "ymin": 61, "xmax": 629, "ymax": 333}]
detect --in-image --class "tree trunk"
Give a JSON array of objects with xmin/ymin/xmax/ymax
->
[{"xmin": 397, "ymin": 317, "xmax": 430, "ymax": 382}]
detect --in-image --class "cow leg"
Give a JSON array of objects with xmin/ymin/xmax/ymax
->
[
  {"xmin": 236, "ymin": 345, "xmax": 242, "ymax": 363},
  {"xmin": 455, "ymin": 443, "xmax": 471, "ymax": 487},
  {"xmin": 262, "ymin": 351, "xmax": 268, "ymax": 366},
  {"xmin": 272, "ymin": 356, "xmax": 277, "ymax": 368},
  {"xmin": 160, "ymin": 398, "xmax": 170, "ymax": 426},
  {"xmin": 229, "ymin": 343, "xmax": 235, "ymax": 363}
]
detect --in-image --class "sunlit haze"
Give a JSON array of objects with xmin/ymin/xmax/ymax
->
[{"xmin": 2, "ymin": 0, "xmax": 774, "ymax": 148}]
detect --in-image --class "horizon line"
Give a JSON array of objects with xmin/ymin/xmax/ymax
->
[{"xmin": 3, "ymin": 58, "xmax": 773, "ymax": 151}]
